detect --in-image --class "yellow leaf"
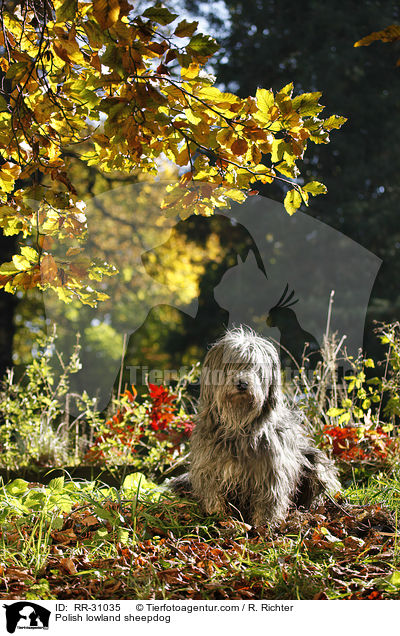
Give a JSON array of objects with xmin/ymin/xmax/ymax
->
[
  {"xmin": 184, "ymin": 108, "xmax": 202, "ymax": 125},
  {"xmin": 20, "ymin": 246, "xmax": 38, "ymax": 263},
  {"xmin": 303, "ymin": 181, "xmax": 327, "ymax": 196},
  {"xmin": 181, "ymin": 64, "xmax": 200, "ymax": 80},
  {"xmin": 12, "ymin": 254, "xmax": 30, "ymax": 271},
  {"xmin": 92, "ymin": 0, "xmax": 120, "ymax": 30},
  {"xmin": 216, "ymin": 127, "xmax": 235, "ymax": 148},
  {"xmin": 256, "ymin": 87, "xmax": 274, "ymax": 114},
  {"xmin": 278, "ymin": 82, "xmax": 294, "ymax": 98},
  {"xmin": 223, "ymin": 189, "xmax": 247, "ymax": 203},
  {"xmin": 0, "ymin": 161, "xmax": 21, "ymax": 192},
  {"xmin": 292, "ymin": 92, "xmax": 323, "ymax": 117},
  {"xmin": 0, "ymin": 176, "xmax": 14, "ymax": 194},
  {"xmin": 53, "ymin": 39, "xmax": 85, "ymax": 65},
  {"xmin": 354, "ymin": 25, "xmax": 400, "ymax": 47},
  {"xmin": 323, "ymin": 115, "xmax": 347, "ymax": 130},
  {"xmin": 284, "ymin": 189, "xmax": 302, "ymax": 215},
  {"xmin": 197, "ymin": 86, "xmax": 239, "ymax": 105},
  {"xmin": 0, "ymin": 57, "xmax": 9, "ymax": 73}
]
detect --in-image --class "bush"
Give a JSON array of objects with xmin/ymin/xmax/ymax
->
[
  {"xmin": 84, "ymin": 371, "xmax": 198, "ymax": 478},
  {"xmin": 0, "ymin": 328, "xmax": 198, "ymax": 477},
  {"xmin": 288, "ymin": 322, "xmax": 400, "ymax": 475},
  {"xmin": 0, "ymin": 329, "xmax": 87, "ymax": 469}
]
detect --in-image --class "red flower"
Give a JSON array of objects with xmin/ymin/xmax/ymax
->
[
  {"xmin": 323, "ymin": 424, "xmax": 391, "ymax": 461},
  {"xmin": 148, "ymin": 383, "xmax": 177, "ymax": 406},
  {"xmin": 123, "ymin": 385, "xmax": 137, "ymax": 403}
]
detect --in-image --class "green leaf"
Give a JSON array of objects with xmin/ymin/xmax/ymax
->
[
  {"xmin": 93, "ymin": 527, "xmax": 110, "ymax": 540},
  {"xmin": 303, "ymin": 181, "xmax": 327, "ymax": 196},
  {"xmin": 327, "ymin": 407, "xmax": 346, "ymax": 417},
  {"xmin": 6, "ymin": 62, "xmax": 28, "ymax": 82},
  {"xmin": 292, "ymin": 92, "xmax": 323, "ymax": 116},
  {"xmin": 284, "ymin": 188, "xmax": 302, "ymax": 215},
  {"xmin": 174, "ymin": 19, "xmax": 198, "ymax": 38},
  {"xmin": 388, "ymin": 570, "xmax": 400, "ymax": 587},
  {"xmin": 94, "ymin": 506, "xmax": 115, "ymax": 522},
  {"xmin": 83, "ymin": 19, "xmax": 106, "ymax": 47},
  {"xmin": 187, "ymin": 34, "xmax": 219, "ymax": 57},
  {"xmin": 122, "ymin": 472, "xmax": 162, "ymax": 501},
  {"xmin": 117, "ymin": 528, "xmax": 130, "ymax": 544},
  {"xmin": 56, "ymin": 0, "xmax": 77, "ymax": 22},
  {"xmin": 143, "ymin": 6, "xmax": 178, "ymax": 25},
  {"xmin": 319, "ymin": 526, "xmax": 344, "ymax": 544},
  {"xmin": 6, "ymin": 479, "xmax": 29, "ymax": 496},
  {"xmin": 339, "ymin": 412, "xmax": 351, "ymax": 424},
  {"xmin": 53, "ymin": 517, "xmax": 65, "ymax": 530},
  {"xmin": 0, "ymin": 261, "xmax": 19, "ymax": 275},
  {"xmin": 353, "ymin": 406, "xmax": 364, "ymax": 419},
  {"xmin": 24, "ymin": 491, "xmax": 47, "ymax": 510},
  {"xmin": 323, "ymin": 114, "xmax": 347, "ymax": 130},
  {"xmin": 275, "ymin": 161, "xmax": 300, "ymax": 178},
  {"xmin": 0, "ymin": 96, "xmax": 8, "ymax": 112},
  {"xmin": 342, "ymin": 398, "xmax": 353, "ymax": 407},
  {"xmin": 80, "ymin": 89, "xmax": 100, "ymax": 108},
  {"xmin": 48, "ymin": 476, "xmax": 65, "ymax": 492}
]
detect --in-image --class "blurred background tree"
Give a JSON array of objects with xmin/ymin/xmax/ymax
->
[{"xmin": 183, "ymin": 0, "xmax": 400, "ymax": 354}]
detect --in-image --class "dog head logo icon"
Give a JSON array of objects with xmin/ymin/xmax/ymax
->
[{"xmin": 3, "ymin": 602, "xmax": 50, "ymax": 633}]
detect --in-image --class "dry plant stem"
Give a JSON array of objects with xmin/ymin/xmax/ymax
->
[
  {"xmin": 317, "ymin": 293, "xmax": 345, "ymax": 419},
  {"xmin": 325, "ymin": 290, "xmax": 335, "ymax": 341},
  {"xmin": 117, "ymin": 333, "xmax": 128, "ymax": 402},
  {"xmin": 267, "ymin": 335, "xmax": 301, "ymax": 370},
  {"xmin": 376, "ymin": 330, "xmax": 392, "ymax": 424}
]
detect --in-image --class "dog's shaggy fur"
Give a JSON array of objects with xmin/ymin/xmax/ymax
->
[{"xmin": 172, "ymin": 327, "xmax": 340, "ymax": 526}]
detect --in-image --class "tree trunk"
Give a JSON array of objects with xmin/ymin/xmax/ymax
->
[{"xmin": 0, "ymin": 232, "xmax": 17, "ymax": 379}]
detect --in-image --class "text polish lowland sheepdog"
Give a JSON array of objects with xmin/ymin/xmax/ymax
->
[{"xmin": 172, "ymin": 327, "xmax": 340, "ymax": 526}]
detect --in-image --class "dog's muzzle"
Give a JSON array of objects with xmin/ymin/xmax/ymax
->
[{"xmin": 236, "ymin": 379, "xmax": 248, "ymax": 392}]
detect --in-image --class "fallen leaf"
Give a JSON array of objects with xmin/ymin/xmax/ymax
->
[{"xmin": 60, "ymin": 558, "xmax": 78, "ymax": 575}]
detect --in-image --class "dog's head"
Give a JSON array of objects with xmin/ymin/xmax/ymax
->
[{"xmin": 200, "ymin": 327, "xmax": 281, "ymax": 429}]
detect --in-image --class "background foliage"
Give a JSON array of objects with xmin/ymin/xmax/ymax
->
[
  {"xmin": 185, "ymin": 0, "xmax": 400, "ymax": 355},
  {"xmin": 0, "ymin": 0, "xmax": 348, "ymax": 380}
]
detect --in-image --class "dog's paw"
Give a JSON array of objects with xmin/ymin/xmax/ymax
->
[{"xmin": 203, "ymin": 498, "xmax": 227, "ymax": 517}]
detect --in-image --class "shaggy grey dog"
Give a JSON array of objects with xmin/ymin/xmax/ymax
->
[{"xmin": 172, "ymin": 327, "xmax": 340, "ymax": 526}]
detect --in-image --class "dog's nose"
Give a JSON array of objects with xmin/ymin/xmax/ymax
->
[{"xmin": 236, "ymin": 379, "xmax": 248, "ymax": 391}]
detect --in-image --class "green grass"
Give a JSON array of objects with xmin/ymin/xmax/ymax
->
[{"xmin": 0, "ymin": 469, "xmax": 400, "ymax": 600}]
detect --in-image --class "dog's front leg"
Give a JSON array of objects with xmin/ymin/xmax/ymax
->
[
  {"xmin": 201, "ymin": 493, "xmax": 227, "ymax": 517},
  {"xmin": 249, "ymin": 490, "xmax": 290, "ymax": 527},
  {"xmin": 191, "ymin": 471, "xmax": 226, "ymax": 516}
]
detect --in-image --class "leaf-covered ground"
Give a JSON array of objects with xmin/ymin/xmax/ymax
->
[{"xmin": 0, "ymin": 473, "xmax": 399, "ymax": 600}]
